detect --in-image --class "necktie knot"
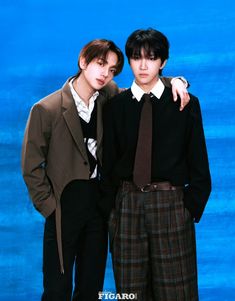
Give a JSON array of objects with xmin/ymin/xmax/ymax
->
[{"xmin": 142, "ymin": 93, "xmax": 152, "ymax": 102}]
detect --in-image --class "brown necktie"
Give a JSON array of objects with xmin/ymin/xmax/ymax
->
[{"xmin": 133, "ymin": 93, "xmax": 152, "ymax": 187}]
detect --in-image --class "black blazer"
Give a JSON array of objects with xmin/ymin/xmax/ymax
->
[{"xmin": 101, "ymin": 87, "xmax": 211, "ymax": 222}]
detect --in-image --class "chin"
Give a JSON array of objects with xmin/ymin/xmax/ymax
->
[
  {"xmin": 137, "ymin": 80, "xmax": 149, "ymax": 85},
  {"xmin": 92, "ymin": 84, "xmax": 103, "ymax": 91}
]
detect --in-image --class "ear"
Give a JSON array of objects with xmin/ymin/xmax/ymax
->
[
  {"xmin": 79, "ymin": 56, "xmax": 87, "ymax": 70},
  {"xmin": 160, "ymin": 59, "xmax": 167, "ymax": 70}
]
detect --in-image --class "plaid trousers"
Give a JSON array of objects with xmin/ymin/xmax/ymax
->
[{"xmin": 109, "ymin": 182, "xmax": 198, "ymax": 301}]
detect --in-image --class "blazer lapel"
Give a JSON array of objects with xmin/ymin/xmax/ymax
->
[
  {"xmin": 97, "ymin": 97, "xmax": 103, "ymax": 150},
  {"xmin": 61, "ymin": 80, "xmax": 88, "ymax": 161}
]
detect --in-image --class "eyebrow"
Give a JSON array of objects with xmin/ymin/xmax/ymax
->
[
  {"xmin": 97, "ymin": 57, "xmax": 108, "ymax": 64},
  {"xmin": 97, "ymin": 57, "xmax": 117, "ymax": 68},
  {"xmin": 131, "ymin": 52, "xmax": 157, "ymax": 59}
]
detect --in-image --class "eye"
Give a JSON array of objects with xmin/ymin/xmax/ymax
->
[
  {"xmin": 149, "ymin": 56, "xmax": 156, "ymax": 61},
  {"xmin": 132, "ymin": 55, "xmax": 140, "ymax": 60},
  {"xmin": 97, "ymin": 60, "xmax": 105, "ymax": 66},
  {"xmin": 110, "ymin": 68, "xmax": 116, "ymax": 74}
]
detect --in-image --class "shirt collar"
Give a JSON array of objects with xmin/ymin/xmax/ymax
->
[
  {"xmin": 69, "ymin": 78, "xmax": 99, "ymax": 123},
  {"xmin": 69, "ymin": 78, "xmax": 99, "ymax": 106},
  {"xmin": 131, "ymin": 78, "xmax": 165, "ymax": 101}
]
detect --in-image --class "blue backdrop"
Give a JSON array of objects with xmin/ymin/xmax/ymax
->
[{"xmin": 0, "ymin": 0, "xmax": 235, "ymax": 300}]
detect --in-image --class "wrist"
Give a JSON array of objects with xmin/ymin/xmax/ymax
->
[{"xmin": 171, "ymin": 76, "xmax": 188, "ymax": 88}]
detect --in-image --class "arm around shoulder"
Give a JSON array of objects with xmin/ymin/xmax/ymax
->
[{"xmin": 102, "ymin": 80, "xmax": 119, "ymax": 99}]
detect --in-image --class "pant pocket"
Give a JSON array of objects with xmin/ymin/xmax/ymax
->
[
  {"xmin": 184, "ymin": 206, "xmax": 193, "ymax": 223},
  {"xmin": 108, "ymin": 208, "xmax": 119, "ymax": 252}
]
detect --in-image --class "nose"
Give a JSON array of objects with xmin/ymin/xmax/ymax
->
[
  {"xmin": 101, "ymin": 67, "xmax": 109, "ymax": 78},
  {"xmin": 140, "ymin": 58, "xmax": 147, "ymax": 70}
]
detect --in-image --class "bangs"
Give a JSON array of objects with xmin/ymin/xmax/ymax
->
[
  {"xmin": 85, "ymin": 43, "xmax": 110, "ymax": 64},
  {"xmin": 125, "ymin": 29, "xmax": 169, "ymax": 63},
  {"xmin": 129, "ymin": 41, "xmax": 161, "ymax": 59},
  {"xmin": 79, "ymin": 39, "xmax": 124, "ymax": 76}
]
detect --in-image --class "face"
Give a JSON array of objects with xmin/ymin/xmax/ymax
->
[
  {"xmin": 80, "ymin": 51, "xmax": 118, "ymax": 91},
  {"xmin": 130, "ymin": 49, "xmax": 166, "ymax": 92}
]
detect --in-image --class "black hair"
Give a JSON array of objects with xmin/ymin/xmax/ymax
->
[{"xmin": 125, "ymin": 28, "xmax": 169, "ymax": 75}]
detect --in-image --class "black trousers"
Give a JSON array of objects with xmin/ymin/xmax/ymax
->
[{"xmin": 42, "ymin": 180, "xmax": 108, "ymax": 301}]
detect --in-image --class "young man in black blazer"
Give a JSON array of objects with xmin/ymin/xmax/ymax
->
[{"xmin": 102, "ymin": 29, "xmax": 211, "ymax": 300}]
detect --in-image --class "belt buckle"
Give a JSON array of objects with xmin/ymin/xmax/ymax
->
[{"xmin": 140, "ymin": 184, "xmax": 152, "ymax": 192}]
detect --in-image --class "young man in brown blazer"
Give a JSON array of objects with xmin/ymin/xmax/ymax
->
[{"xmin": 22, "ymin": 38, "xmax": 189, "ymax": 300}]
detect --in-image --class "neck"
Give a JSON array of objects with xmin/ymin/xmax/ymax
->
[{"xmin": 73, "ymin": 74, "xmax": 96, "ymax": 106}]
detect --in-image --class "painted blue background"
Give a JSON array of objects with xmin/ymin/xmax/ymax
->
[{"xmin": 0, "ymin": 0, "xmax": 235, "ymax": 300}]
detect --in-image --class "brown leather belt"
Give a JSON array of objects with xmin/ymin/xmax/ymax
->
[{"xmin": 122, "ymin": 181, "xmax": 183, "ymax": 193}]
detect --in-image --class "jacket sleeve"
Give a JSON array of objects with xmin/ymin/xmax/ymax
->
[
  {"xmin": 161, "ymin": 76, "xmax": 173, "ymax": 88},
  {"xmin": 21, "ymin": 104, "xmax": 56, "ymax": 218},
  {"xmin": 102, "ymin": 80, "xmax": 119, "ymax": 98},
  {"xmin": 99, "ymin": 100, "xmax": 119, "ymax": 219},
  {"xmin": 183, "ymin": 97, "xmax": 211, "ymax": 222}
]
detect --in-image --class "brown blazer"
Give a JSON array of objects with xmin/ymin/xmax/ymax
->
[{"xmin": 21, "ymin": 77, "xmax": 118, "ymax": 272}]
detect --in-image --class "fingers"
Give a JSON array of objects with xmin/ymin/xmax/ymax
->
[
  {"xmin": 172, "ymin": 89, "xmax": 178, "ymax": 101},
  {"xmin": 179, "ymin": 92, "xmax": 190, "ymax": 111},
  {"xmin": 171, "ymin": 78, "xmax": 190, "ymax": 110}
]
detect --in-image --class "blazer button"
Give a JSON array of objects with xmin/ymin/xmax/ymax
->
[{"xmin": 83, "ymin": 161, "xmax": 88, "ymax": 165}]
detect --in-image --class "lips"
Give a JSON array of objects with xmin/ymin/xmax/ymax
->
[
  {"xmin": 139, "ymin": 73, "xmax": 149, "ymax": 77},
  {"xmin": 96, "ymin": 79, "xmax": 105, "ymax": 85}
]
